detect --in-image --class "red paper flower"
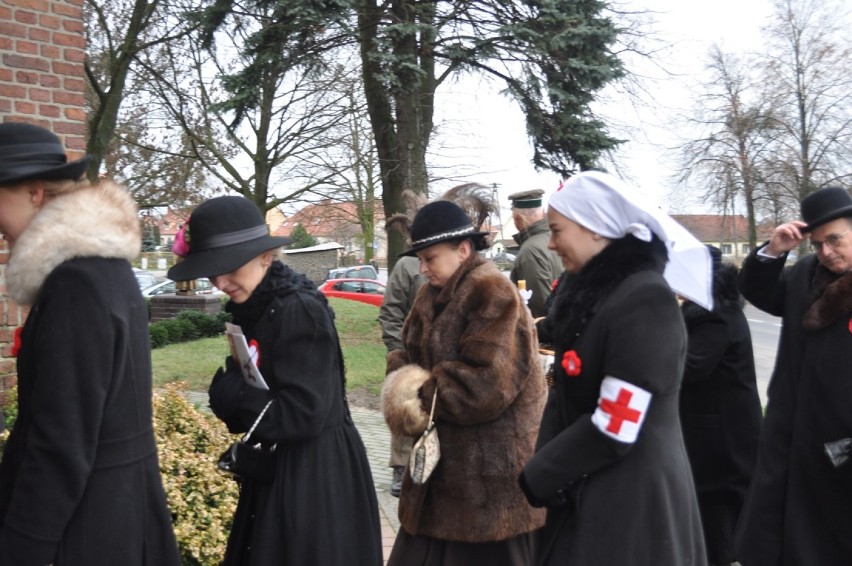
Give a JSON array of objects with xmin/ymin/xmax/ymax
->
[
  {"xmin": 10, "ymin": 326, "xmax": 23, "ymax": 357},
  {"xmin": 171, "ymin": 222, "xmax": 190, "ymax": 257},
  {"xmin": 561, "ymin": 350, "xmax": 582, "ymax": 377},
  {"xmin": 848, "ymin": 316, "xmax": 852, "ymax": 334}
]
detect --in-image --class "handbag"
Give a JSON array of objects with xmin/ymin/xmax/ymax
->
[
  {"xmin": 409, "ymin": 387, "xmax": 440, "ymax": 484},
  {"xmin": 217, "ymin": 400, "xmax": 277, "ymax": 484}
]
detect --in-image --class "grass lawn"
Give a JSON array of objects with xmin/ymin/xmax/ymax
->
[{"xmin": 151, "ymin": 298, "xmax": 387, "ymax": 407}]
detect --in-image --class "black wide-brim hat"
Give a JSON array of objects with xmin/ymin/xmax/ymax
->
[
  {"xmin": 801, "ymin": 186, "xmax": 852, "ymax": 232},
  {"xmin": 0, "ymin": 122, "xmax": 91, "ymax": 185},
  {"xmin": 400, "ymin": 200, "xmax": 490, "ymax": 256},
  {"xmin": 167, "ymin": 196, "xmax": 292, "ymax": 281}
]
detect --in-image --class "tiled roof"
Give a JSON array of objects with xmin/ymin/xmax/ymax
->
[{"xmin": 671, "ymin": 214, "xmax": 773, "ymax": 242}]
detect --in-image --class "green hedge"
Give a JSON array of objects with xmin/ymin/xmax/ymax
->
[{"xmin": 150, "ymin": 310, "xmax": 231, "ymax": 349}]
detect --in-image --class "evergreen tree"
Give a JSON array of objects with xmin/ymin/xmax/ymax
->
[{"xmin": 289, "ymin": 223, "xmax": 319, "ymax": 249}]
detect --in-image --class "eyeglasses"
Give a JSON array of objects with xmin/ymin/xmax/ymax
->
[{"xmin": 810, "ymin": 230, "xmax": 850, "ymax": 253}]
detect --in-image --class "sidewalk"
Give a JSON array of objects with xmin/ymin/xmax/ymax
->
[{"xmin": 350, "ymin": 406, "xmax": 400, "ymax": 564}]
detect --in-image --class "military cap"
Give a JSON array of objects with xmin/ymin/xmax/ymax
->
[{"xmin": 508, "ymin": 188, "xmax": 544, "ymax": 209}]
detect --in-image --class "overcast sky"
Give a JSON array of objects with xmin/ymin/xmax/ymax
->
[{"xmin": 428, "ymin": 0, "xmax": 781, "ymax": 223}]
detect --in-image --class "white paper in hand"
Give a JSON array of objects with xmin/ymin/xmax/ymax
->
[{"xmin": 225, "ymin": 323, "xmax": 269, "ymax": 390}]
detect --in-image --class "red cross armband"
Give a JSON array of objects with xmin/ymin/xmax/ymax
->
[{"xmin": 591, "ymin": 376, "xmax": 652, "ymax": 443}]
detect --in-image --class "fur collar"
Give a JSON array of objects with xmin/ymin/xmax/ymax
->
[
  {"xmin": 682, "ymin": 262, "xmax": 742, "ymax": 322},
  {"xmin": 6, "ymin": 181, "xmax": 140, "ymax": 305},
  {"xmin": 549, "ymin": 235, "xmax": 668, "ymax": 348},
  {"xmin": 803, "ymin": 265, "xmax": 852, "ymax": 330}
]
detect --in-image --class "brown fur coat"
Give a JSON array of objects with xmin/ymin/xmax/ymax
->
[{"xmin": 382, "ymin": 254, "xmax": 547, "ymax": 542}]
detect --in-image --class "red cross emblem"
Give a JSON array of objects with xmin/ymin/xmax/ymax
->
[
  {"xmin": 600, "ymin": 388, "xmax": 642, "ymax": 434},
  {"xmin": 592, "ymin": 376, "xmax": 652, "ymax": 443}
]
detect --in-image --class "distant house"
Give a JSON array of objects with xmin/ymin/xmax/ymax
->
[
  {"xmin": 671, "ymin": 214, "xmax": 773, "ymax": 261},
  {"xmin": 151, "ymin": 208, "xmax": 190, "ymax": 250},
  {"xmin": 273, "ymin": 200, "xmax": 387, "ymax": 263}
]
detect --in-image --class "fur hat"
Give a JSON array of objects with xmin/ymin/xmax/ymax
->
[
  {"xmin": 167, "ymin": 196, "xmax": 291, "ymax": 280},
  {"xmin": 0, "ymin": 122, "xmax": 91, "ymax": 185},
  {"xmin": 801, "ymin": 186, "xmax": 852, "ymax": 232}
]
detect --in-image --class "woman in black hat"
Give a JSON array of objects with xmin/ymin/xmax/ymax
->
[
  {"xmin": 0, "ymin": 122, "xmax": 182, "ymax": 565},
  {"xmin": 382, "ymin": 187, "xmax": 546, "ymax": 565},
  {"xmin": 168, "ymin": 195, "xmax": 382, "ymax": 566}
]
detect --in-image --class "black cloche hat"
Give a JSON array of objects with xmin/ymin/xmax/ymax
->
[
  {"xmin": 0, "ymin": 122, "xmax": 91, "ymax": 185},
  {"xmin": 167, "ymin": 196, "xmax": 292, "ymax": 281},
  {"xmin": 400, "ymin": 200, "xmax": 490, "ymax": 256},
  {"xmin": 801, "ymin": 186, "xmax": 852, "ymax": 232}
]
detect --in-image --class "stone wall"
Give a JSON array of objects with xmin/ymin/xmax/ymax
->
[
  {"xmin": 281, "ymin": 248, "xmax": 340, "ymax": 284},
  {"xmin": 0, "ymin": 0, "xmax": 87, "ymax": 389}
]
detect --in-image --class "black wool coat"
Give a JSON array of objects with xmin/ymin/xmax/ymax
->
[
  {"xmin": 212, "ymin": 263, "xmax": 383, "ymax": 566},
  {"xmin": 0, "ymin": 182, "xmax": 181, "ymax": 566},
  {"xmin": 525, "ymin": 237, "xmax": 707, "ymax": 566},
  {"xmin": 736, "ymin": 249, "xmax": 852, "ymax": 566},
  {"xmin": 679, "ymin": 263, "xmax": 762, "ymax": 565}
]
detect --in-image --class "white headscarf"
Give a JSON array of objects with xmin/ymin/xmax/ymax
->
[{"xmin": 549, "ymin": 171, "xmax": 713, "ymax": 310}]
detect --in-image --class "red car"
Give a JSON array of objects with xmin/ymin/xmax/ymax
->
[{"xmin": 318, "ymin": 278, "xmax": 386, "ymax": 307}]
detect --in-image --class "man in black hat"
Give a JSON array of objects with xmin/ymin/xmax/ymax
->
[
  {"xmin": 507, "ymin": 188, "xmax": 563, "ymax": 318},
  {"xmin": 735, "ymin": 186, "xmax": 852, "ymax": 565}
]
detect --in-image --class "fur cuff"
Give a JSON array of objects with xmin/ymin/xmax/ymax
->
[{"xmin": 382, "ymin": 364, "xmax": 431, "ymax": 437}]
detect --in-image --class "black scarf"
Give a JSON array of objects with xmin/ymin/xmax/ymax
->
[
  {"xmin": 226, "ymin": 260, "xmax": 330, "ymax": 328},
  {"xmin": 549, "ymin": 235, "xmax": 668, "ymax": 348}
]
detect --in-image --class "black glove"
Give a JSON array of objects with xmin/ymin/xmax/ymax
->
[
  {"xmin": 519, "ymin": 471, "xmax": 568, "ymax": 509},
  {"xmin": 209, "ymin": 365, "xmax": 245, "ymax": 421}
]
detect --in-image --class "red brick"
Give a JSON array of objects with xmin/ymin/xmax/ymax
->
[
  {"xmin": 0, "ymin": 84, "xmax": 26, "ymax": 98},
  {"xmin": 4, "ymin": 54, "xmax": 50, "ymax": 72},
  {"xmin": 0, "ymin": 100, "xmax": 11, "ymax": 113},
  {"xmin": 14, "ymin": 70, "xmax": 40, "ymax": 84},
  {"xmin": 7, "ymin": 0, "xmax": 48, "ymax": 10},
  {"xmin": 64, "ymin": 77, "xmax": 84, "ymax": 91},
  {"xmin": 14, "ymin": 9, "xmax": 37, "ymax": 24},
  {"xmin": 39, "ymin": 104, "xmax": 60, "ymax": 118},
  {"xmin": 15, "ymin": 40, "xmax": 39, "ymax": 55},
  {"xmin": 0, "ymin": 36, "xmax": 12, "ymax": 50},
  {"xmin": 54, "ymin": 32, "xmax": 84, "ymax": 49},
  {"xmin": 0, "ymin": 21, "xmax": 28, "ymax": 39},
  {"xmin": 64, "ymin": 47, "xmax": 85, "ymax": 63},
  {"xmin": 0, "ymin": 68, "xmax": 13, "ymax": 81},
  {"xmin": 53, "ymin": 90, "xmax": 84, "ymax": 105},
  {"xmin": 63, "ymin": 18, "xmax": 82, "ymax": 34},
  {"xmin": 52, "ymin": 3, "xmax": 81, "ymax": 18},
  {"xmin": 65, "ymin": 138, "xmax": 86, "ymax": 152},
  {"xmin": 29, "ymin": 87, "xmax": 50, "ymax": 102},
  {"xmin": 29, "ymin": 27, "xmax": 50, "ymax": 42},
  {"xmin": 40, "ymin": 73, "xmax": 60, "ymax": 88},
  {"xmin": 0, "ymin": 6, "xmax": 12, "ymax": 19},
  {"xmin": 65, "ymin": 106, "xmax": 85, "ymax": 122},
  {"xmin": 39, "ymin": 13, "xmax": 60, "ymax": 30},
  {"xmin": 54, "ymin": 120, "xmax": 85, "ymax": 136},
  {"xmin": 14, "ymin": 100, "xmax": 36, "ymax": 114},
  {"xmin": 52, "ymin": 61, "xmax": 80, "ymax": 76},
  {"xmin": 41, "ymin": 44, "xmax": 60, "ymax": 59}
]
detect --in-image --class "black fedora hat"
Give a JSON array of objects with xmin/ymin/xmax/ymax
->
[
  {"xmin": 167, "ymin": 196, "xmax": 292, "ymax": 281},
  {"xmin": 0, "ymin": 122, "xmax": 91, "ymax": 185},
  {"xmin": 400, "ymin": 200, "xmax": 490, "ymax": 256},
  {"xmin": 801, "ymin": 186, "xmax": 852, "ymax": 232}
]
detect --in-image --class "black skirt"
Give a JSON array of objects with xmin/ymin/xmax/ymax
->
[{"xmin": 387, "ymin": 528, "xmax": 540, "ymax": 566}]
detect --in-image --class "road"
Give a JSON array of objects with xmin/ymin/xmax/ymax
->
[{"xmin": 744, "ymin": 303, "xmax": 781, "ymax": 405}]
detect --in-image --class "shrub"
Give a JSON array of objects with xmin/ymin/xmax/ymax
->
[
  {"xmin": 150, "ymin": 309, "xmax": 231, "ymax": 350},
  {"xmin": 150, "ymin": 324, "xmax": 169, "ymax": 348},
  {"xmin": 154, "ymin": 384, "xmax": 239, "ymax": 566}
]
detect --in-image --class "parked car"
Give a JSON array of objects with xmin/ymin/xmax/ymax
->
[
  {"xmin": 325, "ymin": 264, "xmax": 379, "ymax": 281},
  {"xmin": 491, "ymin": 252, "xmax": 516, "ymax": 265},
  {"xmin": 141, "ymin": 277, "xmax": 223, "ymax": 297},
  {"xmin": 318, "ymin": 278, "xmax": 386, "ymax": 307},
  {"xmin": 133, "ymin": 267, "xmax": 158, "ymax": 290}
]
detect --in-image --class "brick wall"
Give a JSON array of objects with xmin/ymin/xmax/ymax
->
[{"xmin": 0, "ymin": 0, "xmax": 87, "ymax": 390}]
